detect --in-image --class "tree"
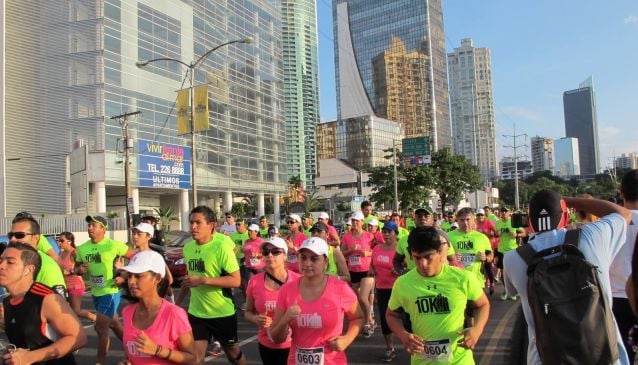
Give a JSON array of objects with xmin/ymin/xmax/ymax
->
[
  {"xmin": 288, "ymin": 175, "xmax": 304, "ymax": 202},
  {"xmin": 302, "ymin": 191, "xmax": 325, "ymax": 212},
  {"xmin": 427, "ymin": 148, "xmax": 483, "ymax": 212},
  {"xmin": 154, "ymin": 207, "xmax": 178, "ymax": 233}
]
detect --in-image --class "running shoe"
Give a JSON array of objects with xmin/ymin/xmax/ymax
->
[
  {"xmin": 510, "ymin": 295, "xmax": 519, "ymax": 301},
  {"xmin": 362, "ymin": 324, "xmax": 373, "ymax": 338},
  {"xmin": 500, "ymin": 293, "xmax": 508, "ymax": 301},
  {"xmin": 207, "ymin": 341, "xmax": 223, "ymax": 356},
  {"xmin": 239, "ymin": 302, "xmax": 247, "ymax": 311},
  {"xmin": 382, "ymin": 348, "xmax": 396, "ymax": 362}
]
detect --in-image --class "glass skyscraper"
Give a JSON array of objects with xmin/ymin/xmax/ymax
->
[
  {"xmin": 563, "ymin": 77, "xmax": 600, "ymax": 177},
  {"xmin": 281, "ymin": 0, "xmax": 320, "ymax": 191},
  {"xmin": 0, "ymin": 0, "xmax": 286, "ymax": 218},
  {"xmin": 333, "ymin": 0, "xmax": 451, "ymax": 151}
]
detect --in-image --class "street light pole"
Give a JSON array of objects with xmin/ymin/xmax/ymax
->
[
  {"xmin": 393, "ymin": 140, "xmax": 399, "ymax": 211},
  {"xmin": 503, "ymin": 123, "xmax": 528, "ymax": 210},
  {"xmin": 136, "ymin": 37, "xmax": 253, "ymax": 210}
]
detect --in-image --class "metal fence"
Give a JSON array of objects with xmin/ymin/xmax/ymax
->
[{"xmin": 0, "ymin": 215, "xmax": 128, "ymax": 236}]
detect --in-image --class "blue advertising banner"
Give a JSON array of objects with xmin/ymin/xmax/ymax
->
[{"xmin": 138, "ymin": 140, "xmax": 191, "ymax": 189}]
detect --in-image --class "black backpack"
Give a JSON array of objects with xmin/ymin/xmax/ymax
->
[{"xmin": 516, "ymin": 229, "xmax": 619, "ymax": 365}]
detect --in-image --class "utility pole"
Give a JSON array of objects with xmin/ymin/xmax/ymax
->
[
  {"xmin": 393, "ymin": 140, "xmax": 399, "ymax": 211},
  {"xmin": 112, "ymin": 110, "xmax": 142, "ymax": 240},
  {"xmin": 503, "ymin": 123, "xmax": 528, "ymax": 210}
]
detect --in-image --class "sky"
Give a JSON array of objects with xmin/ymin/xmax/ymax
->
[{"xmin": 315, "ymin": 0, "xmax": 638, "ymax": 170}]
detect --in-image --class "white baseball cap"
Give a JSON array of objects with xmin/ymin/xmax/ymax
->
[
  {"xmin": 476, "ymin": 208, "xmax": 486, "ymax": 215},
  {"xmin": 318, "ymin": 212, "xmax": 330, "ymax": 220},
  {"xmin": 118, "ymin": 250, "xmax": 166, "ymax": 278},
  {"xmin": 288, "ymin": 214, "xmax": 302, "ymax": 223},
  {"xmin": 299, "ymin": 237, "xmax": 329, "ymax": 256},
  {"xmin": 132, "ymin": 223, "xmax": 154, "ymax": 235},
  {"xmin": 248, "ymin": 224, "xmax": 260, "ymax": 231},
  {"xmin": 367, "ymin": 218, "xmax": 379, "ymax": 226},
  {"xmin": 262, "ymin": 237, "xmax": 288, "ymax": 254},
  {"xmin": 351, "ymin": 211, "xmax": 365, "ymax": 221}
]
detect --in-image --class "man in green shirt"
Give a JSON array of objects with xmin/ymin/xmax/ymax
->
[
  {"xmin": 9, "ymin": 217, "xmax": 66, "ymax": 298},
  {"xmin": 230, "ymin": 219, "xmax": 249, "ymax": 309},
  {"xmin": 75, "ymin": 215, "xmax": 135, "ymax": 365},
  {"xmin": 301, "ymin": 213, "xmax": 314, "ymax": 236},
  {"xmin": 178, "ymin": 206, "xmax": 245, "ymax": 365},
  {"xmin": 494, "ymin": 208, "xmax": 524, "ymax": 300},
  {"xmin": 258, "ymin": 215, "xmax": 270, "ymax": 239},
  {"xmin": 386, "ymin": 226, "xmax": 490, "ymax": 364},
  {"xmin": 447, "ymin": 208, "xmax": 492, "ymax": 288},
  {"xmin": 12, "ymin": 211, "xmax": 57, "ymax": 260},
  {"xmin": 440, "ymin": 212, "xmax": 455, "ymax": 232}
]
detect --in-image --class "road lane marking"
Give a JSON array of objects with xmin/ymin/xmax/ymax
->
[
  {"xmin": 204, "ymin": 335, "xmax": 258, "ymax": 363},
  {"xmin": 479, "ymin": 302, "xmax": 521, "ymax": 365}
]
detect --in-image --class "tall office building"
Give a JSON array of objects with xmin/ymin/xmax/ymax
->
[
  {"xmin": 448, "ymin": 38, "xmax": 498, "ymax": 182},
  {"xmin": 281, "ymin": 0, "xmax": 320, "ymax": 190},
  {"xmin": 530, "ymin": 136, "xmax": 554, "ymax": 173},
  {"xmin": 333, "ymin": 0, "xmax": 451, "ymax": 151},
  {"xmin": 499, "ymin": 158, "xmax": 533, "ymax": 181},
  {"xmin": 336, "ymin": 116, "xmax": 403, "ymax": 169},
  {"xmin": 0, "ymin": 1, "xmax": 286, "ymax": 218},
  {"xmin": 563, "ymin": 77, "xmax": 600, "ymax": 176},
  {"xmin": 316, "ymin": 121, "xmax": 338, "ymax": 161},
  {"xmin": 554, "ymin": 137, "xmax": 581, "ymax": 177}
]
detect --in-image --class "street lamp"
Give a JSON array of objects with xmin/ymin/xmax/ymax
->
[{"xmin": 136, "ymin": 37, "xmax": 253, "ymax": 210}]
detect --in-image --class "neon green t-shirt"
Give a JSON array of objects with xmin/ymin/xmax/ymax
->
[
  {"xmin": 396, "ymin": 235, "xmax": 416, "ymax": 270},
  {"xmin": 37, "ymin": 235, "xmax": 53, "ymax": 255},
  {"xmin": 487, "ymin": 213, "xmax": 497, "ymax": 223},
  {"xmin": 302, "ymin": 227, "xmax": 312, "ymax": 237},
  {"xmin": 398, "ymin": 227, "xmax": 410, "ymax": 240},
  {"xmin": 259, "ymin": 228, "xmax": 269, "ymax": 240},
  {"xmin": 447, "ymin": 230, "xmax": 491, "ymax": 287},
  {"xmin": 326, "ymin": 246, "xmax": 337, "ymax": 276},
  {"xmin": 37, "ymin": 251, "xmax": 67, "ymax": 296},
  {"xmin": 440, "ymin": 221, "xmax": 453, "ymax": 232},
  {"xmin": 76, "ymin": 237, "xmax": 130, "ymax": 297},
  {"xmin": 364, "ymin": 214, "xmax": 384, "ymax": 228},
  {"xmin": 495, "ymin": 219, "xmax": 522, "ymax": 253},
  {"xmin": 388, "ymin": 265, "xmax": 484, "ymax": 364},
  {"xmin": 183, "ymin": 233, "xmax": 240, "ymax": 319},
  {"xmin": 229, "ymin": 231, "xmax": 249, "ymax": 260},
  {"xmin": 406, "ymin": 218, "xmax": 416, "ymax": 231}
]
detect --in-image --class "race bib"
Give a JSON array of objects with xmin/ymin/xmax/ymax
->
[
  {"xmin": 295, "ymin": 347, "xmax": 324, "ymax": 365},
  {"xmin": 250, "ymin": 257, "xmax": 262, "ymax": 266},
  {"xmin": 422, "ymin": 339, "xmax": 451, "ymax": 361},
  {"xmin": 90, "ymin": 275, "xmax": 105, "ymax": 287},
  {"xmin": 459, "ymin": 253, "xmax": 475, "ymax": 267},
  {"xmin": 348, "ymin": 255, "xmax": 361, "ymax": 266},
  {"xmin": 288, "ymin": 254, "xmax": 298, "ymax": 264}
]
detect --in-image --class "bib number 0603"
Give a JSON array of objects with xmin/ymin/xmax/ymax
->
[{"xmin": 295, "ymin": 347, "xmax": 324, "ymax": 365}]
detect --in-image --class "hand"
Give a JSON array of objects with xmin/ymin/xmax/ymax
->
[
  {"xmin": 400, "ymin": 333, "xmax": 424, "ymax": 355},
  {"xmin": 285, "ymin": 301, "xmax": 301, "ymax": 322},
  {"xmin": 135, "ymin": 331, "xmax": 158, "ymax": 356},
  {"xmin": 259, "ymin": 311, "xmax": 273, "ymax": 328},
  {"xmin": 180, "ymin": 275, "xmax": 204, "ymax": 289},
  {"xmin": 114, "ymin": 256, "xmax": 125, "ymax": 269},
  {"xmin": 2, "ymin": 348, "xmax": 30, "ymax": 365},
  {"xmin": 457, "ymin": 327, "xmax": 481, "ymax": 349},
  {"xmin": 476, "ymin": 252, "xmax": 486, "ymax": 262},
  {"xmin": 114, "ymin": 276, "xmax": 125, "ymax": 286},
  {"xmin": 327, "ymin": 335, "xmax": 348, "ymax": 352},
  {"xmin": 364, "ymin": 250, "xmax": 372, "ymax": 257}
]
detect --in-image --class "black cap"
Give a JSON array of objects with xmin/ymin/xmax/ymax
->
[
  {"xmin": 86, "ymin": 215, "xmax": 108, "ymax": 228},
  {"xmin": 529, "ymin": 190, "xmax": 565, "ymax": 232},
  {"xmin": 311, "ymin": 222, "xmax": 328, "ymax": 232},
  {"xmin": 500, "ymin": 207, "xmax": 509, "ymax": 212},
  {"xmin": 415, "ymin": 207, "xmax": 433, "ymax": 215},
  {"xmin": 235, "ymin": 218, "xmax": 246, "ymax": 225},
  {"xmin": 302, "ymin": 213, "xmax": 314, "ymax": 219}
]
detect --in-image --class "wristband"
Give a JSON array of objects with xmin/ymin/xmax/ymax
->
[
  {"xmin": 164, "ymin": 348, "xmax": 173, "ymax": 360},
  {"xmin": 154, "ymin": 345, "xmax": 162, "ymax": 357}
]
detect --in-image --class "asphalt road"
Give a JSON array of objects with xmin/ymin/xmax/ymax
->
[{"xmin": 65, "ymin": 280, "xmax": 524, "ymax": 364}]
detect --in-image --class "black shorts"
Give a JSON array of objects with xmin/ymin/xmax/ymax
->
[
  {"xmin": 188, "ymin": 313, "xmax": 239, "ymax": 346},
  {"xmin": 495, "ymin": 250, "xmax": 504, "ymax": 270},
  {"xmin": 349, "ymin": 271, "xmax": 368, "ymax": 284}
]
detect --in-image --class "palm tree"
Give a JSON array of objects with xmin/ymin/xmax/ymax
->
[{"xmin": 154, "ymin": 207, "xmax": 179, "ymax": 233}]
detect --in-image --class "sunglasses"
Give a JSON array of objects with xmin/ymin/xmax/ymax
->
[
  {"xmin": 8, "ymin": 232, "xmax": 35, "ymax": 240},
  {"xmin": 286, "ymin": 221, "xmax": 297, "ymax": 224},
  {"xmin": 261, "ymin": 248, "xmax": 284, "ymax": 256}
]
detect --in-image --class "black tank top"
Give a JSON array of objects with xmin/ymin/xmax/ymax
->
[{"xmin": 3, "ymin": 283, "xmax": 76, "ymax": 365}]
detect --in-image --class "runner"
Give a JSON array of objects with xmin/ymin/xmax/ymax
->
[
  {"xmin": 12, "ymin": 211, "xmax": 57, "ymax": 260},
  {"xmin": 301, "ymin": 214, "xmax": 314, "ymax": 236},
  {"xmin": 230, "ymin": 219, "xmax": 250, "ymax": 309},
  {"xmin": 0, "ymin": 243, "xmax": 87, "ymax": 365},
  {"xmin": 130, "ymin": 223, "xmax": 175, "ymax": 301},
  {"xmin": 475, "ymin": 209, "xmax": 498, "ymax": 294},
  {"xmin": 245, "ymin": 237, "xmax": 301, "ymax": 365},
  {"xmin": 258, "ymin": 216, "xmax": 270, "ymax": 239},
  {"xmin": 393, "ymin": 207, "xmax": 439, "ymax": 273},
  {"xmin": 219, "ymin": 212, "xmax": 237, "ymax": 235},
  {"xmin": 366, "ymin": 218, "xmax": 384, "ymax": 248},
  {"xmin": 386, "ymin": 226, "xmax": 490, "ymax": 364},
  {"xmin": 341, "ymin": 211, "xmax": 376, "ymax": 337},
  {"xmin": 271, "ymin": 237, "xmax": 364, "ymax": 364},
  {"xmin": 75, "ymin": 215, "xmax": 136, "ymax": 365},
  {"xmin": 176, "ymin": 206, "xmax": 245, "ymax": 365},
  {"xmin": 440, "ymin": 213, "xmax": 455, "ymax": 233},
  {"xmin": 310, "ymin": 222, "xmax": 350, "ymax": 282},
  {"xmin": 243, "ymin": 224, "xmax": 265, "ymax": 277},
  {"xmin": 118, "ymin": 250, "xmax": 196, "ymax": 364},
  {"xmin": 284, "ymin": 214, "xmax": 308, "ymax": 273},
  {"xmin": 370, "ymin": 221, "xmax": 401, "ymax": 362},
  {"xmin": 56, "ymin": 232, "xmax": 97, "ymax": 321},
  {"xmin": 494, "ymin": 207, "xmax": 524, "ymax": 300}
]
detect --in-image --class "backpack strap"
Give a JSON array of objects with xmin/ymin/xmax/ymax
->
[
  {"xmin": 516, "ymin": 244, "xmax": 537, "ymax": 266},
  {"xmin": 564, "ymin": 228, "xmax": 581, "ymax": 247}
]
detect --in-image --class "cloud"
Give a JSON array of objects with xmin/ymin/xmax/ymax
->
[
  {"xmin": 624, "ymin": 16, "xmax": 638, "ymax": 25},
  {"xmin": 498, "ymin": 106, "xmax": 540, "ymax": 121}
]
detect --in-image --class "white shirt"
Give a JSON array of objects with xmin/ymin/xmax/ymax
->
[
  {"xmin": 504, "ymin": 213, "xmax": 628, "ymax": 365},
  {"xmin": 609, "ymin": 210, "xmax": 638, "ymax": 298}
]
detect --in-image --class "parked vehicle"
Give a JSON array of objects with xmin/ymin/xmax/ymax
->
[{"xmin": 161, "ymin": 231, "xmax": 192, "ymax": 286}]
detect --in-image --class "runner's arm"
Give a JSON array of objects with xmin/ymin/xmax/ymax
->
[
  {"xmin": 459, "ymin": 293, "xmax": 490, "ymax": 349},
  {"xmin": 386, "ymin": 307, "xmax": 424, "ymax": 354},
  {"xmin": 392, "ymin": 253, "xmax": 406, "ymax": 275},
  {"xmin": 175, "ymin": 286, "xmax": 190, "ymax": 306},
  {"xmin": 159, "ymin": 328, "xmax": 196, "ymax": 364},
  {"xmin": 328, "ymin": 301, "xmax": 364, "ymax": 351},
  {"xmin": 182, "ymin": 270, "xmax": 240, "ymax": 289},
  {"xmin": 564, "ymin": 196, "xmax": 631, "ymax": 223},
  {"xmin": 333, "ymin": 249, "xmax": 351, "ymax": 282}
]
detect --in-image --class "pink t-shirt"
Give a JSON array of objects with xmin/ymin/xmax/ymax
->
[
  {"xmin": 286, "ymin": 232, "xmax": 308, "ymax": 273},
  {"xmin": 246, "ymin": 270, "xmax": 301, "ymax": 349},
  {"xmin": 371, "ymin": 245, "xmax": 398, "ymax": 289},
  {"xmin": 370, "ymin": 231, "xmax": 384, "ymax": 248},
  {"xmin": 277, "ymin": 276, "xmax": 358, "ymax": 365},
  {"xmin": 341, "ymin": 231, "xmax": 374, "ymax": 272},
  {"xmin": 476, "ymin": 220, "xmax": 498, "ymax": 250},
  {"xmin": 327, "ymin": 225, "xmax": 340, "ymax": 245},
  {"xmin": 122, "ymin": 299, "xmax": 192, "ymax": 365},
  {"xmin": 243, "ymin": 237, "xmax": 265, "ymax": 271}
]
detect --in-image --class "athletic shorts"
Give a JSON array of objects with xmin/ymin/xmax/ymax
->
[
  {"xmin": 64, "ymin": 274, "xmax": 85, "ymax": 296},
  {"xmin": 349, "ymin": 271, "xmax": 368, "ymax": 284},
  {"xmin": 92, "ymin": 292, "xmax": 121, "ymax": 318},
  {"xmin": 495, "ymin": 250, "xmax": 504, "ymax": 269},
  {"xmin": 188, "ymin": 312, "xmax": 239, "ymax": 347}
]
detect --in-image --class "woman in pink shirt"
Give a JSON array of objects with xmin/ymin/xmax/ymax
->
[
  {"xmin": 245, "ymin": 237, "xmax": 301, "ymax": 364},
  {"xmin": 243, "ymin": 224, "xmax": 265, "ymax": 274},
  {"xmin": 271, "ymin": 237, "xmax": 364, "ymax": 365},
  {"xmin": 369, "ymin": 222, "xmax": 401, "ymax": 362},
  {"xmin": 56, "ymin": 232, "xmax": 97, "ymax": 322},
  {"xmin": 284, "ymin": 214, "xmax": 308, "ymax": 273},
  {"xmin": 117, "ymin": 251, "xmax": 196, "ymax": 365}
]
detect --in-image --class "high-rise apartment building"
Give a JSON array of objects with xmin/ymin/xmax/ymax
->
[
  {"xmin": 333, "ymin": 0, "xmax": 451, "ymax": 151},
  {"xmin": 336, "ymin": 116, "xmax": 403, "ymax": 169},
  {"xmin": 0, "ymin": 1, "xmax": 286, "ymax": 219},
  {"xmin": 530, "ymin": 136, "xmax": 554, "ymax": 173},
  {"xmin": 448, "ymin": 38, "xmax": 498, "ymax": 181},
  {"xmin": 499, "ymin": 158, "xmax": 533, "ymax": 181},
  {"xmin": 554, "ymin": 137, "xmax": 581, "ymax": 177},
  {"xmin": 614, "ymin": 153, "xmax": 638, "ymax": 170},
  {"xmin": 563, "ymin": 77, "xmax": 600, "ymax": 176},
  {"xmin": 281, "ymin": 0, "xmax": 320, "ymax": 190}
]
